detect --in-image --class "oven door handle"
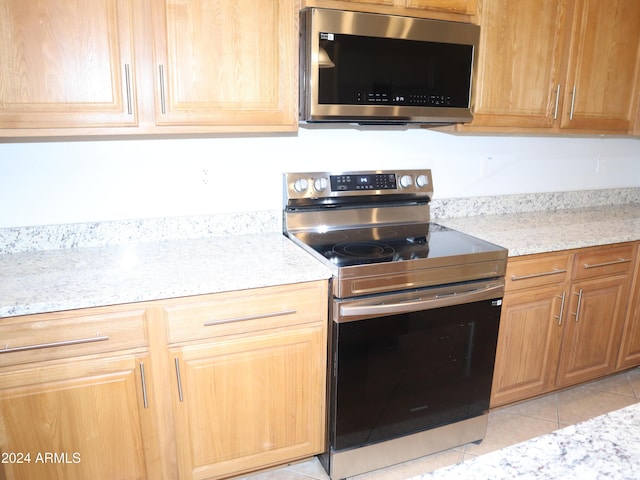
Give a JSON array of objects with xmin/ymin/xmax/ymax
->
[{"xmin": 338, "ymin": 282, "xmax": 504, "ymax": 319}]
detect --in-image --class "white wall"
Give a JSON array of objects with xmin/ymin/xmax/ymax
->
[{"xmin": 1, "ymin": 127, "xmax": 639, "ymax": 228}]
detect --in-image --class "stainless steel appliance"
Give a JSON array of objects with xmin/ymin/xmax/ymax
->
[
  {"xmin": 299, "ymin": 9, "xmax": 480, "ymax": 125},
  {"xmin": 283, "ymin": 170, "xmax": 508, "ymax": 479}
]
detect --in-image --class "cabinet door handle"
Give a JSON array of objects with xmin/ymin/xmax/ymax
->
[
  {"xmin": 0, "ymin": 335, "xmax": 109, "ymax": 354},
  {"xmin": 583, "ymin": 258, "xmax": 631, "ymax": 269},
  {"xmin": 158, "ymin": 65, "xmax": 167, "ymax": 114},
  {"xmin": 511, "ymin": 268, "xmax": 566, "ymax": 282},
  {"xmin": 571, "ymin": 288, "xmax": 583, "ymax": 322},
  {"xmin": 124, "ymin": 64, "xmax": 133, "ymax": 115},
  {"xmin": 569, "ymin": 85, "xmax": 577, "ymax": 121},
  {"xmin": 553, "ymin": 84, "xmax": 561, "ymax": 120},
  {"xmin": 555, "ymin": 291, "xmax": 566, "ymax": 326},
  {"xmin": 203, "ymin": 309, "xmax": 296, "ymax": 327},
  {"xmin": 139, "ymin": 362, "xmax": 149, "ymax": 409},
  {"xmin": 174, "ymin": 357, "xmax": 184, "ymax": 402}
]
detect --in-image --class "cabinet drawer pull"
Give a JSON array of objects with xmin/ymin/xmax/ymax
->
[
  {"xmin": 553, "ymin": 84, "xmax": 561, "ymax": 120},
  {"xmin": 158, "ymin": 65, "xmax": 167, "ymax": 114},
  {"xmin": 555, "ymin": 291, "xmax": 566, "ymax": 326},
  {"xmin": 0, "ymin": 335, "xmax": 109, "ymax": 354},
  {"xmin": 571, "ymin": 288, "xmax": 583, "ymax": 322},
  {"xmin": 511, "ymin": 268, "xmax": 566, "ymax": 282},
  {"xmin": 569, "ymin": 84, "xmax": 577, "ymax": 121},
  {"xmin": 174, "ymin": 358, "xmax": 184, "ymax": 402},
  {"xmin": 583, "ymin": 258, "xmax": 631, "ymax": 269},
  {"xmin": 139, "ymin": 362, "xmax": 149, "ymax": 409},
  {"xmin": 203, "ymin": 309, "xmax": 296, "ymax": 327},
  {"xmin": 124, "ymin": 63, "xmax": 133, "ymax": 115}
]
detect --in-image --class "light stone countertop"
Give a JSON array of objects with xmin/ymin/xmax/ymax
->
[
  {"xmin": 0, "ymin": 233, "xmax": 331, "ymax": 318},
  {"xmin": 414, "ymin": 401, "xmax": 640, "ymax": 480},
  {"xmin": 436, "ymin": 204, "xmax": 640, "ymax": 257}
]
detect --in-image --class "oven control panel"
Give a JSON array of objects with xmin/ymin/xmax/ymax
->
[{"xmin": 285, "ymin": 169, "xmax": 433, "ymax": 201}]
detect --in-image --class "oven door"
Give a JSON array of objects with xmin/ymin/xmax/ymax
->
[{"xmin": 329, "ymin": 279, "xmax": 503, "ymax": 451}]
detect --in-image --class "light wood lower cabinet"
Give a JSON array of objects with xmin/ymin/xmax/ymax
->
[
  {"xmin": 0, "ymin": 279, "xmax": 328, "ymax": 480},
  {"xmin": 0, "ymin": 307, "xmax": 162, "ymax": 480},
  {"xmin": 163, "ymin": 281, "xmax": 327, "ymax": 480},
  {"xmin": 491, "ymin": 243, "xmax": 638, "ymax": 407}
]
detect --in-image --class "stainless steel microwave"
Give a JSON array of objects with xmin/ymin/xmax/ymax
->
[{"xmin": 299, "ymin": 8, "xmax": 480, "ymax": 125}]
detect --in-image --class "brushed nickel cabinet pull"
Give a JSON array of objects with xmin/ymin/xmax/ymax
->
[
  {"xmin": 174, "ymin": 357, "xmax": 184, "ymax": 402},
  {"xmin": 569, "ymin": 85, "xmax": 576, "ymax": 121},
  {"xmin": 124, "ymin": 64, "xmax": 133, "ymax": 115},
  {"xmin": 555, "ymin": 291, "xmax": 566, "ymax": 326},
  {"xmin": 553, "ymin": 84, "xmax": 561, "ymax": 120},
  {"xmin": 511, "ymin": 268, "xmax": 566, "ymax": 282},
  {"xmin": 571, "ymin": 288, "xmax": 583, "ymax": 322},
  {"xmin": 158, "ymin": 65, "xmax": 167, "ymax": 114},
  {"xmin": 0, "ymin": 335, "xmax": 109, "ymax": 354},
  {"xmin": 583, "ymin": 258, "xmax": 631, "ymax": 269},
  {"xmin": 139, "ymin": 362, "xmax": 149, "ymax": 409},
  {"xmin": 203, "ymin": 309, "xmax": 297, "ymax": 327}
]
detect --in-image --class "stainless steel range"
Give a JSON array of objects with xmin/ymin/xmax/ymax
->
[{"xmin": 283, "ymin": 170, "xmax": 507, "ymax": 479}]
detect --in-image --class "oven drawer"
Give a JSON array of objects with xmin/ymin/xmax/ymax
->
[
  {"xmin": 0, "ymin": 308, "xmax": 149, "ymax": 367},
  {"xmin": 505, "ymin": 252, "xmax": 570, "ymax": 292},
  {"xmin": 163, "ymin": 281, "xmax": 327, "ymax": 344},
  {"xmin": 572, "ymin": 243, "xmax": 636, "ymax": 281}
]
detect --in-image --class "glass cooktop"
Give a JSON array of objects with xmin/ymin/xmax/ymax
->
[{"xmin": 292, "ymin": 223, "xmax": 504, "ymax": 268}]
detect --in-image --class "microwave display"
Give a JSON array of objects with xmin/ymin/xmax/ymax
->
[{"xmin": 318, "ymin": 33, "xmax": 473, "ymax": 108}]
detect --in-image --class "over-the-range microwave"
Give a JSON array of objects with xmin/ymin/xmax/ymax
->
[{"xmin": 299, "ymin": 8, "xmax": 480, "ymax": 125}]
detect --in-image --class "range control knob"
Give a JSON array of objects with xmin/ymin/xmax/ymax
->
[
  {"xmin": 293, "ymin": 178, "xmax": 309, "ymax": 193},
  {"xmin": 314, "ymin": 177, "xmax": 328, "ymax": 192},
  {"xmin": 399, "ymin": 175, "xmax": 413, "ymax": 189},
  {"xmin": 416, "ymin": 174, "xmax": 430, "ymax": 188}
]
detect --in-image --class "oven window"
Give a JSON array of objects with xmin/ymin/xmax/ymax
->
[{"xmin": 331, "ymin": 299, "xmax": 501, "ymax": 450}]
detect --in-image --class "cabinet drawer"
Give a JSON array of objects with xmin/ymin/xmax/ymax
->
[
  {"xmin": 572, "ymin": 243, "xmax": 637, "ymax": 281},
  {"xmin": 505, "ymin": 252, "xmax": 570, "ymax": 292},
  {"xmin": 164, "ymin": 281, "xmax": 327, "ymax": 344},
  {"xmin": 0, "ymin": 308, "xmax": 149, "ymax": 367}
]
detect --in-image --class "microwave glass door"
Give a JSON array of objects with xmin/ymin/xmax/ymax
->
[{"xmin": 318, "ymin": 34, "xmax": 473, "ymax": 108}]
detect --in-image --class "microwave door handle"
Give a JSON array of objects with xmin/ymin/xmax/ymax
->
[{"xmin": 339, "ymin": 283, "xmax": 504, "ymax": 318}]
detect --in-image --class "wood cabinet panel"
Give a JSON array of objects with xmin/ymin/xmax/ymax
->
[
  {"xmin": 571, "ymin": 242, "xmax": 636, "ymax": 281},
  {"xmin": 150, "ymin": 0, "xmax": 297, "ymax": 130},
  {"xmin": 617, "ymin": 260, "xmax": 640, "ymax": 369},
  {"xmin": 469, "ymin": 0, "xmax": 569, "ymax": 128},
  {"xmin": 0, "ymin": 0, "xmax": 138, "ymax": 129},
  {"xmin": 164, "ymin": 282, "xmax": 326, "ymax": 344},
  {"xmin": 0, "ymin": 355, "xmax": 156, "ymax": 480},
  {"xmin": 0, "ymin": 308, "xmax": 148, "ymax": 366},
  {"xmin": 560, "ymin": 0, "xmax": 640, "ymax": 131},
  {"xmin": 504, "ymin": 250, "xmax": 570, "ymax": 291},
  {"xmin": 169, "ymin": 323, "xmax": 327, "ymax": 479},
  {"xmin": 491, "ymin": 284, "xmax": 564, "ymax": 407},
  {"xmin": 555, "ymin": 275, "xmax": 630, "ymax": 387}
]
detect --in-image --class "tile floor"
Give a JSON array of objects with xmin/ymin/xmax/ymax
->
[{"xmin": 238, "ymin": 367, "xmax": 640, "ymax": 480}]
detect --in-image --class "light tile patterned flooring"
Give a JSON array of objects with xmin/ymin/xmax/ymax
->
[{"xmin": 238, "ymin": 367, "xmax": 640, "ymax": 480}]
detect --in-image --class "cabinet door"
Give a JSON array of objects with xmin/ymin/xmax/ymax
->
[
  {"xmin": 0, "ymin": 0, "xmax": 137, "ymax": 129},
  {"xmin": 490, "ymin": 284, "xmax": 565, "ymax": 407},
  {"xmin": 555, "ymin": 275, "xmax": 629, "ymax": 387},
  {"xmin": 403, "ymin": 0, "xmax": 475, "ymax": 15},
  {"xmin": 170, "ymin": 324, "xmax": 326, "ymax": 479},
  {"xmin": 0, "ymin": 355, "xmax": 154, "ymax": 480},
  {"xmin": 150, "ymin": 0, "xmax": 297, "ymax": 131},
  {"xmin": 560, "ymin": 0, "xmax": 640, "ymax": 131},
  {"xmin": 469, "ymin": 0, "xmax": 570, "ymax": 128}
]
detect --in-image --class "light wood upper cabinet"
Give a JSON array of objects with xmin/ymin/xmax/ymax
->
[
  {"xmin": 150, "ymin": 0, "xmax": 298, "ymax": 131},
  {"xmin": 468, "ymin": 0, "xmax": 570, "ymax": 129},
  {"xmin": 464, "ymin": 0, "xmax": 640, "ymax": 134},
  {"xmin": 560, "ymin": 0, "xmax": 640, "ymax": 131},
  {"xmin": 0, "ymin": 0, "xmax": 138, "ymax": 129}
]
